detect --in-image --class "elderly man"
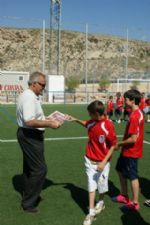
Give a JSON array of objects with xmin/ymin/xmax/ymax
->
[{"xmin": 16, "ymin": 71, "xmax": 60, "ymax": 213}]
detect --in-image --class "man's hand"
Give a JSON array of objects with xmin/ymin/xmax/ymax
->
[
  {"xmin": 46, "ymin": 120, "xmax": 61, "ymax": 129},
  {"xmin": 25, "ymin": 118, "xmax": 61, "ymax": 129}
]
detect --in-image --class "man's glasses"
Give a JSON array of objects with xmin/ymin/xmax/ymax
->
[{"xmin": 36, "ymin": 82, "xmax": 46, "ymax": 88}]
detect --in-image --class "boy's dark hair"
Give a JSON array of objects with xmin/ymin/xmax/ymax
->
[
  {"xmin": 116, "ymin": 92, "xmax": 121, "ymax": 97},
  {"xmin": 109, "ymin": 96, "xmax": 113, "ymax": 99},
  {"xmin": 87, "ymin": 100, "xmax": 105, "ymax": 115},
  {"xmin": 124, "ymin": 89, "xmax": 141, "ymax": 105}
]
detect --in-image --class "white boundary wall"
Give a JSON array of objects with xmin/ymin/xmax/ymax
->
[
  {"xmin": 116, "ymin": 79, "xmax": 150, "ymax": 93},
  {"xmin": 0, "ymin": 71, "xmax": 29, "ymax": 103},
  {"xmin": 47, "ymin": 75, "xmax": 65, "ymax": 103},
  {"xmin": 0, "ymin": 71, "xmax": 29, "ymax": 91}
]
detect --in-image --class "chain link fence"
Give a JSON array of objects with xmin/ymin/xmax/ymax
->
[{"xmin": 0, "ymin": 16, "xmax": 150, "ymax": 102}]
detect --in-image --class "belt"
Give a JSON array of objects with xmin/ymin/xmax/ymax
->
[
  {"xmin": 90, "ymin": 160, "xmax": 100, "ymax": 165},
  {"xmin": 19, "ymin": 127, "xmax": 45, "ymax": 134},
  {"xmin": 89, "ymin": 158, "xmax": 101, "ymax": 165}
]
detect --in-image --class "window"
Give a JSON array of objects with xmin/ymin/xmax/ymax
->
[{"xmin": 19, "ymin": 76, "xmax": 24, "ymax": 81}]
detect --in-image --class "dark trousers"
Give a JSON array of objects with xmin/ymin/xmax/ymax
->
[{"xmin": 17, "ymin": 127, "xmax": 47, "ymax": 209}]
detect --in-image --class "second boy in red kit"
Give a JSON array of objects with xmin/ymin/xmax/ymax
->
[
  {"xmin": 107, "ymin": 96, "xmax": 114, "ymax": 120},
  {"xmin": 113, "ymin": 89, "xmax": 144, "ymax": 211},
  {"xmin": 115, "ymin": 92, "xmax": 124, "ymax": 123}
]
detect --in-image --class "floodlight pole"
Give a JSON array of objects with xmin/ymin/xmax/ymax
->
[
  {"xmin": 58, "ymin": 0, "xmax": 61, "ymax": 75},
  {"xmin": 85, "ymin": 23, "xmax": 88, "ymax": 103},
  {"xmin": 125, "ymin": 28, "xmax": 129, "ymax": 90},
  {"xmin": 49, "ymin": 0, "xmax": 61, "ymax": 75},
  {"xmin": 42, "ymin": 19, "xmax": 46, "ymax": 73}
]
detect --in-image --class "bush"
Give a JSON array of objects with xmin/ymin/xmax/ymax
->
[
  {"xmin": 130, "ymin": 80, "xmax": 140, "ymax": 90},
  {"xmin": 65, "ymin": 76, "xmax": 80, "ymax": 91},
  {"xmin": 98, "ymin": 79, "xmax": 111, "ymax": 92}
]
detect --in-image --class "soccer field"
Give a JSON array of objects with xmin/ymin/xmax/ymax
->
[{"xmin": 0, "ymin": 104, "xmax": 150, "ymax": 225}]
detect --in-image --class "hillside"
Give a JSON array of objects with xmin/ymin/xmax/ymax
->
[{"xmin": 0, "ymin": 27, "xmax": 150, "ymax": 80}]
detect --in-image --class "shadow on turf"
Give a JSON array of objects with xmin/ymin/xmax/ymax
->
[
  {"xmin": 120, "ymin": 209, "xmax": 150, "ymax": 225},
  {"xmin": 140, "ymin": 177, "xmax": 150, "ymax": 199},
  {"xmin": 119, "ymin": 177, "xmax": 150, "ymax": 225},
  {"xmin": 63, "ymin": 183, "xmax": 88, "ymax": 214},
  {"xmin": 12, "ymin": 176, "xmax": 90, "ymax": 214},
  {"xmin": 107, "ymin": 180, "xmax": 120, "ymax": 198},
  {"xmin": 12, "ymin": 174, "xmax": 58, "ymax": 196},
  {"xmin": 63, "ymin": 180, "xmax": 120, "ymax": 215},
  {"xmin": 12, "ymin": 174, "xmax": 23, "ymax": 195}
]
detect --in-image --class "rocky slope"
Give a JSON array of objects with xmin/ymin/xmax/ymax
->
[{"xmin": 0, "ymin": 27, "xmax": 150, "ymax": 80}]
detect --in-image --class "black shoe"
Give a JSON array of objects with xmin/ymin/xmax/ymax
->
[{"xmin": 22, "ymin": 207, "xmax": 39, "ymax": 213}]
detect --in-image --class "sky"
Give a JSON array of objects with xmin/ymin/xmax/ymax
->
[{"xmin": 0, "ymin": 0, "xmax": 150, "ymax": 41}]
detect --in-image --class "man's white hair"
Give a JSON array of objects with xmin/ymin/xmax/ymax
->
[{"xmin": 28, "ymin": 71, "xmax": 45, "ymax": 86}]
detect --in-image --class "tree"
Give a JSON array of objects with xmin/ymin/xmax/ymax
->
[
  {"xmin": 130, "ymin": 80, "xmax": 140, "ymax": 90},
  {"xmin": 98, "ymin": 79, "xmax": 111, "ymax": 92},
  {"xmin": 65, "ymin": 76, "xmax": 80, "ymax": 92}
]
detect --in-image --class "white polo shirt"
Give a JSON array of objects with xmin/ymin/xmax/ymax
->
[{"xmin": 17, "ymin": 89, "xmax": 45, "ymax": 131}]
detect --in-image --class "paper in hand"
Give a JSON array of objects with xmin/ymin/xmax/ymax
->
[{"xmin": 47, "ymin": 111, "xmax": 69, "ymax": 124}]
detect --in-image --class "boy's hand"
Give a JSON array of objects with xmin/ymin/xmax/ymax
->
[
  {"xmin": 67, "ymin": 115, "xmax": 77, "ymax": 122},
  {"xmin": 97, "ymin": 162, "xmax": 105, "ymax": 172},
  {"xmin": 66, "ymin": 116, "xmax": 86, "ymax": 126},
  {"xmin": 45, "ymin": 117, "xmax": 55, "ymax": 121},
  {"xmin": 114, "ymin": 143, "xmax": 121, "ymax": 151}
]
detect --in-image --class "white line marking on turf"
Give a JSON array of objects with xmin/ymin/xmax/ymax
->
[
  {"xmin": 0, "ymin": 139, "xmax": 17, "ymax": 143},
  {"xmin": 0, "ymin": 137, "xmax": 87, "ymax": 143},
  {"xmin": 0, "ymin": 136, "xmax": 123, "ymax": 143},
  {"xmin": 0, "ymin": 135, "xmax": 150, "ymax": 145},
  {"xmin": 144, "ymin": 140, "xmax": 150, "ymax": 145}
]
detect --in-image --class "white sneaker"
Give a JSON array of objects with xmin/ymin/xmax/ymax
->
[
  {"xmin": 83, "ymin": 214, "xmax": 96, "ymax": 225},
  {"xmin": 118, "ymin": 119, "xmax": 121, "ymax": 123},
  {"xmin": 95, "ymin": 202, "xmax": 105, "ymax": 215},
  {"xmin": 147, "ymin": 119, "xmax": 150, "ymax": 122}
]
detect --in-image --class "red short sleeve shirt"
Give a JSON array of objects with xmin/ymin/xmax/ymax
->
[
  {"xmin": 139, "ymin": 98, "xmax": 146, "ymax": 111},
  {"xmin": 107, "ymin": 100, "xmax": 114, "ymax": 112},
  {"xmin": 124, "ymin": 105, "xmax": 132, "ymax": 112},
  {"xmin": 121, "ymin": 109, "xmax": 144, "ymax": 158},
  {"xmin": 146, "ymin": 99, "xmax": 150, "ymax": 106},
  {"xmin": 116, "ymin": 97, "xmax": 124, "ymax": 110},
  {"xmin": 85, "ymin": 118, "xmax": 117, "ymax": 161}
]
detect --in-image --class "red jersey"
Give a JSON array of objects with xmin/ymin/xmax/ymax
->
[
  {"xmin": 121, "ymin": 109, "xmax": 144, "ymax": 158},
  {"xmin": 146, "ymin": 98, "xmax": 150, "ymax": 106},
  {"xmin": 139, "ymin": 98, "xmax": 146, "ymax": 111},
  {"xmin": 124, "ymin": 105, "xmax": 132, "ymax": 113},
  {"xmin": 116, "ymin": 97, "xmax": 124, "ymax": 110},
  {"xmin": 85, "ymin": 118, "xmax": 117, "ymax": 161},
  {"xmin": 107, "ymin": 100, "xmax": 114, "ymax": 112}
]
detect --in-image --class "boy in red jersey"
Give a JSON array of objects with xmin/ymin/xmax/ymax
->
[
  {"xmin": 112, "ymin": 89, "xmax": 144, "ymax": 211},
  {"xmin": 115, "ymin": 92, "xmax": 124, "ymax": 123},
  {"xmin": 145, "ymin": 93, "xmax": 150, "ymax": 122},
  {"xmin": 70, "ymin": 100, "xmax": 117, "ymax": 225},
  {"xmin": 106, "ymin": 96, "xmax": 114, "ymax": 120},
  {"xmin": 139, "ymin": 92, "xmax": 146, "ymax": 112}
]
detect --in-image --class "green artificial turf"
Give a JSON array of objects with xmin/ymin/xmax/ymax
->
[{"xmin": 0, "ymin": 104, "xmax": 149, "ymax": 225}]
